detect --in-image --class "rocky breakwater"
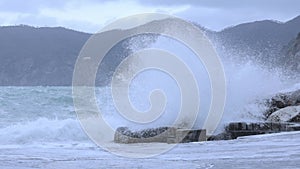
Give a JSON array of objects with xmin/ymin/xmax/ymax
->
[
  {"xmin": 114, "ymin": 89, "xmax": 300, "ymax": 143},
  {"xmin": 209, "ymin": 89, "xmax": 300, "ymax": 141}
]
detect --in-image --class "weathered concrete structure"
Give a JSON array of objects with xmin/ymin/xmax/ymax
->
[
  {"xmin": 209, "ymin": 122, "xmax": 300, "ymax": 140},
  {"xmin": 226, "ymin": 122, "xmax": 294, "ymax": 139},
  {"xmin": 114, "ymin": 127, "xmax": 206, "ymax": 144},
  {"xmin": 167, "ymin": 128, "xmax": 207, "ymax": 144}
]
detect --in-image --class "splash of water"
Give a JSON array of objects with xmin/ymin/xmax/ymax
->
[{"xmin": 98, "ymin": 34, "xmax": 299, "ymax": 133}]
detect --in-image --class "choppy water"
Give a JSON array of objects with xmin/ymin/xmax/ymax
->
[{"xmin": 0, "ymin": 87, "xmax": 89, "ymax": 146}]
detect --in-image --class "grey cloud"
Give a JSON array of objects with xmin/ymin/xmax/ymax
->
[
  {"xmin": 0, "ymin": 0, "xmax": 299, "ymax": 32},
  {"xmin": 136, "ymin": 0, "xmax": 300, "ymax": 31},
  {"xmin": 138, "ymin": 0, "xmax": 300, "ymax": 12},
  {"xmin": 0, "ymin": 0, "xmax": 67, "ymax": 13},
  {"xmin": 0, "ymin": 0, "xmax": 120, "ymax": 14},
  {"xmin": 176, "ymin": 5, "xmax": 300, "ymax": 31}
]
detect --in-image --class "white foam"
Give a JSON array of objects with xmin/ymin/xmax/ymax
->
[{"xmin": 0, "ymin": 118, "xmax": 89, "ymax": 145}]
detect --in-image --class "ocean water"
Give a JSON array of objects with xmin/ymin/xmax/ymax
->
[{"xmin": 0, "ymin": 87, "xmax": 89, "ymax": 147}]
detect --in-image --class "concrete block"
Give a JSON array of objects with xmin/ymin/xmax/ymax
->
[{"xmin": 114, "ymin": 127, "xmax": 207, "ymax": 144}]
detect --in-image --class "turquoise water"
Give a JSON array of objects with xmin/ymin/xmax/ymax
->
[{"xmin": 0, "ymin": 87, "xmax": 87, "ymax": 145}]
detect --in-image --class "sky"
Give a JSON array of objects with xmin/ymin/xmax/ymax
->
[{"xmin": 0, "ymin": 0, "xmax": 299, "ymax": 33}]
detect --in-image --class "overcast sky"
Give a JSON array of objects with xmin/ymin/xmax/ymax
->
[{"xmin": 0, "ymin": 0, "xmax": 299, "ymax": 33}]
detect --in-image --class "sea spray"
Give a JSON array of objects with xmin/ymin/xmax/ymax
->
[{"xmin": 97, "ymin": 34, "xmax": 298, "ymax": 134}]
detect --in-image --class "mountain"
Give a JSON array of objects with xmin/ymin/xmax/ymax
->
[
  {"xmin": 0, "ymin": 25, "xmax": 90, "ymax": 86},
  {"xmin": 211, "ymin": 15, "xmax": 300, "ymax": 66},
  {"xmin": 0, "ymin": 16, "xmax": 299, "ymax": 86},
  {"xmin": 0, "ymin": 25, "xmax": 136, "ymax": 86},
  {"xmin": 280, "ymin": 32, "xmax": 300, "ymax": 72}
]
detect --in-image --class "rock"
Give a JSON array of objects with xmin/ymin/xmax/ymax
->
[
  {"xmin": 290, "ymin": 114, "xmax": 300, "ymax": 122},
  {"xmin": 267, "ymin": 106, "xmax": 300, "ymax": 122},
  {"xmin": 264, "ymin": 89, "xmax": 300, "ymax": 118},
  {"xmin": 288, "ymin": 90, "xmax": 300, "ymax": 105}
]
